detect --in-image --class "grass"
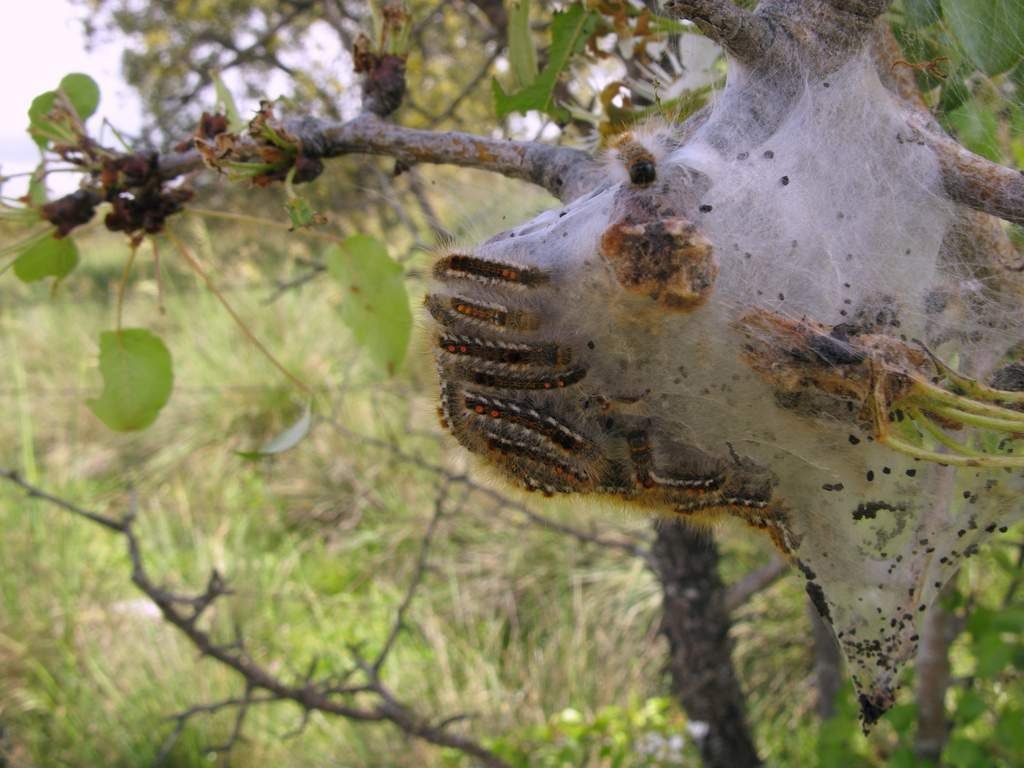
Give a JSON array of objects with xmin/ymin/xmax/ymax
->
[
  {"xmin": 1, "ymin": 168, "xmax": 1020, "ymax": 767},
  {"xmin": 0, "ymin": 204, "xmax": 696, "ymax": 766}
]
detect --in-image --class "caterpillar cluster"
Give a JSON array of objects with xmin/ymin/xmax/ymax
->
[{"xmin": 426, "ymin": 145, "xmax": 784, "ymax": 543}]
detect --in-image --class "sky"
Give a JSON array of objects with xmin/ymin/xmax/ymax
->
[{"xmin": 0, "ymin": 0, "xmax": 141, "ymax": 197}]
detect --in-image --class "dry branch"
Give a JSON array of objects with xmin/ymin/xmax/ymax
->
[
  {"xmin": 920, "ymin": 121, "xmax": 1024, "ymax": 228},
  {"xmin": 724, "ymin": 555, "xmax": 788, "ymax": 613},
  {"xmin": 318, "ymin": 415, "xmax": 652, "ymax": 562},
  {"xmin": 291, "ymin": 113, "xmax": 600, "ymax": 201},
  {"xmin": 0, "ymin": 468, "xmax": 510, "ymax": 768}
]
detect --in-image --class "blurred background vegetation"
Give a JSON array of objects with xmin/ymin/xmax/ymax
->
[{"xmin": 1, "ymin": 1, "xmax": 1022, "ymax": 766}]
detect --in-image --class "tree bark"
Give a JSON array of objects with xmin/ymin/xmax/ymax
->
[
  {"xmin": 651, "ymin": 520, "xmax": 762, "ymax": 768},
  {"xmin": 808, "ymin": 599, "xmax": 843, "ymax": 719},
  {"xmin": 914, "ymin": 583, "xmax": 959, "ymax": 762}
]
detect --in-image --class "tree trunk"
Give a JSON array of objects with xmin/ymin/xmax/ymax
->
[
  {"xmin": 914, "ymin": 583, "xmax": 959, "ymax": 761},
  {"xmin": 808, "ymin": 600, "xmax": 843, "ymax": 719},
  {"xmin": 651, "ymin": 520, "xmax": 762, "ymax": 768}
]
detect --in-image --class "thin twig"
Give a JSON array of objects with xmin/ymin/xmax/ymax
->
[
  {"xmin": 166, "ymin": 228, "xmax": 313, "ymax": 396},
  {"xmin": 724, "ymin": 555, "xmax": 788, "ymax": 613},
  {"xmin": 0, "ymin": 468, "xmax": 512, "ymax": 768},
  {"xmin": 263, "ymin": 261, "xmax": 327, "ymax": 304},
  {"xmin": 317, "ymin": 415, "xmax": 652, "ymax": 563},
  {"xmin": 0, "ymin": 468, "xmax": 125, "ymax": 533},
  {"xmin": 373, "ymin": 483, "xmax": 448, "ymax": 672}
]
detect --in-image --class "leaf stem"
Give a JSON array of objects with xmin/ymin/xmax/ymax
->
[
  {"xmin": 165, "ymin": 228, "xmax": 313, "ymax": 396},
  {"xmin": 909, "ymin": 376, "xmax": 1024, "ymax": 421},
  {"xmin": 116, "ymin": 241, "xmax": 139, "ymax": 332},
  {"xmin": 908, "ymin": 408, "xmax": 989, "ymax": 459}
]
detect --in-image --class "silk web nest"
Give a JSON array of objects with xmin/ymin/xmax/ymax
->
[{"xmin": 428, "ymin": 7, "xmax": 1024, "ymax": 723}]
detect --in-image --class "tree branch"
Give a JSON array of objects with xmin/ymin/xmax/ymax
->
[
  {"xmin": 651, "ymin": 521, "xmax": 763, "ymax": 768},
  {"xmin": 372, "ymin": 485, "xmax": 448, "ymax": 672},
  {"xmin": 298, "ymin": 113, "xmax": 599, "ymax": 201},
  {"xmin": 914, "ymin": 581, "xmax": 959, "ymax": 762},
  {"xmin": 320, "ymin": 416, "xmax": 651, "ymax": 562},
  {"xmin": 41, "ymin": 110, "xmax": 600, "ymax": 241},
  {"xmin": 724, "ymin": 555, "xmax": 788, "ymax": 613},
  {"xmin": 0, "ymin": 468, "xmax": 510, "ymax": 768},
  {"xmin": 169, "ymin": 111, "xmax": 601, "ymax": 200},
  {"xmin": 914, "ymin": 116, "xmax": 1024, "ymax": 227},
  {"xmin": 661, "ymin": 0, "xmax": 776, "ymax": 64}
]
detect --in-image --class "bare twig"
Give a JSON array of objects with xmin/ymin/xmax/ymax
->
[
  {"xmin": 724, "ymin": 555, "xmax": 788, "ymax": 613},
  {"xmin": 0, "ymin": 468, "xmax": 125, "ymax": 533},
  {"xmin": 317, "ymin": 415, "xmax": 652, "ymax": 562},
  {"xmin": 406, "ymin": 168, "xmax": 453, "ymax": 241},
  {"xmin": 433, "ymin": 44, "xmax": 503, "ymax": 125},
  {"xmin": 263, "ymin": 261, "xmax": 328, "ymax": 304},
  {"xmin": 661, "ymin": 0, "xmax": 776, "ymax": 64},
  {"xmin": 0, "ymin": 468, "xmax": 512, "ymax": 768},
  {"xmin": 155, "ymin": 691, "xmax": 282, "ymax": 766},
  {"xmin": 373, "ymin": 484, "xmax": 449, "ymax": 672},
  {"xmin": 209, "ymin": 681, "xmax": 255, "ymax": 754}
]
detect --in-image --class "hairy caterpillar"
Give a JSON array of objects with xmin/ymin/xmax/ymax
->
[
  {"xmin": 427, "ymin": 50, "xmax": 1024, "ymax": 719},
  {"xmin": 427, "ymin": 136, "xmax": 781, "ymax": 542}
]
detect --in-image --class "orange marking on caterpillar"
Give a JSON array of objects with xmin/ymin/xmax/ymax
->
[
  {"xmin": 434, "ymin": 254, "xmax": 549, "ymax": 287},
  {"xmin": 425, "ymin": 294, "xmax": 540, "ymax": 331},
  {"xmin": 438, "ymin": 334, "xmax": 570, "ymax": 367},
  {"xmin": 463, "ymin": 392, "xmax": 589, "ymax": 453},
  {"xmin": 468, "ymin": 366, "xmax": 587, "ymax": 391}
]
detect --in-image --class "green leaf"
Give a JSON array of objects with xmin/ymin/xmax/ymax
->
[
  {"xmin": 58, "ymin": 73, "xmax": 100, "ymax": 120},
  {"xmin": 972, "ymin": 632, "xmax": 1012, "ymax": 677},
  {"xmin": 87, "ymin": 329, "xmax": 174, "ymax": 432},
  {"xmin": 941, "ymin": 0, "xmax": 1024, "ymax": 75},
  {"xmin": 508, "ymin": 0, "xmax": 538, "ymax": 89},
  {"xmin": 27, "ymin": 91, "xmax": 58, "ymax": 149},
  {"xmin": 955, "ymin": 690, "xmax": 987, "ymax": 724},
  {"xmin": 211, "ymin": 70, "xmax": 245, "ymax": 132},
  {"xmin": 886, "ymin": 746, "xmax": 917, "ymax": 768},
  {"xmin": 326, "ymin": 235, "xmax": 411, "ymax": 376},
  {"xmin": 284, "ymin": 196, "xmax": 325, "ymax": 230},
  {"xmin": 12, "ymin": 234, "xmax": 78, "ymax": 283},
  {"xmin": 943, "ymin": 737, "xmax": 990, "ymax": 768},
  {"xmin": 943, "ymin": 100, "xmax": 1001, "ymax": 161},
  {"xmin": 995, "ymin": 706, "xmax": 1024, "ymax": 754},
  {"xmin": 236, "ymin": 401, "xmax": 312, "ymax": 459},
  {"xmin": 884, "ymin": 702, "xmax": 917, "ymax": 733},
  {"xmin": 493, "ymin": 3, "xmax": 599, "ymax": 121},
  {"xmin": 27, "ymin": 162, "xmax": 48, "ymax": 206}
]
